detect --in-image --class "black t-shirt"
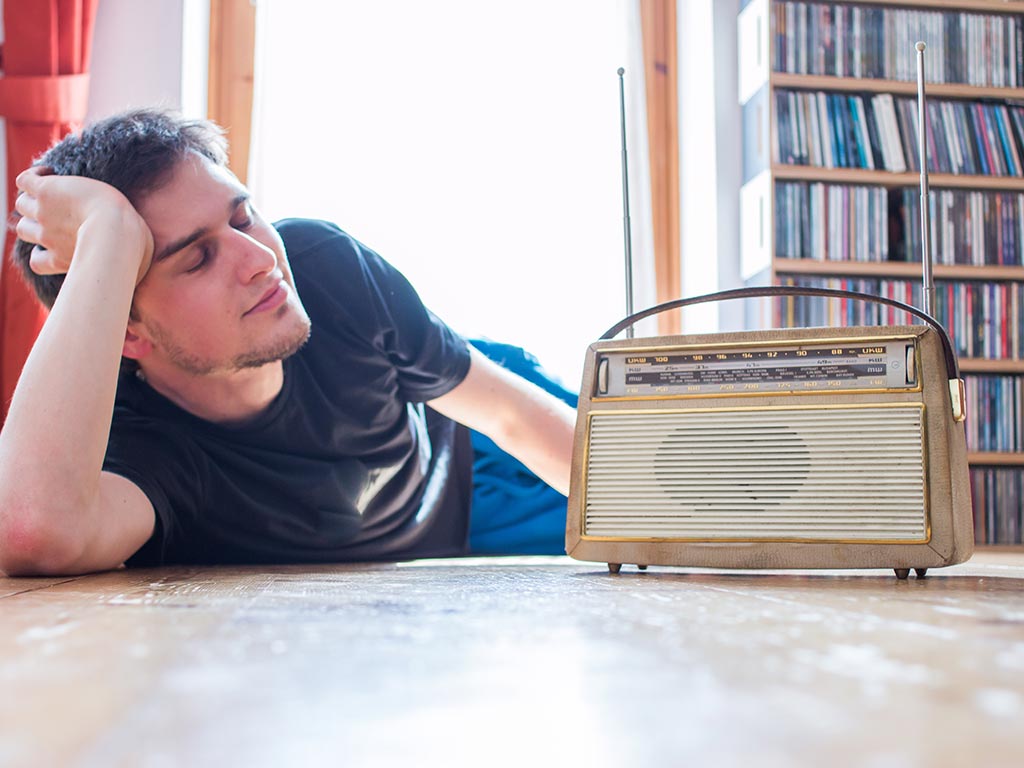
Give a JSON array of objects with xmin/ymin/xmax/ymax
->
[{"xmin": 103, "ymin": 219, "xmax": 474, "ymax": 566}]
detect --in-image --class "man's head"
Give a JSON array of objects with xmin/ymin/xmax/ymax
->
[
  {"xmin": 13, "ymin": 109, "xmax": 311, "ymax": 380},
  {"xmin": 13, "ymin": 109, "xmax": 228, "ymax": 309}
]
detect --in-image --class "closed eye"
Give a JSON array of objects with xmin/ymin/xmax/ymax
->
[
  {"xmin": 185, "ymin": 242, "xmax": 214, "ymax": 273},
  {"xmin": 232, "ymin": 200, "xmax": 255, "ymax": 230}
]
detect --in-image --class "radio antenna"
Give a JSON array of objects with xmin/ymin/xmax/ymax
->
[
  {"xmin": 618, "ymin": 67, "xmax": 635, "ymax": 338},
  {"xmin": 915, "ymin": 42, "xmax": 935, "ymax": 316}
]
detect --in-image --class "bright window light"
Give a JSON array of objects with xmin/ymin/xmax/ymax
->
[{"xmin": 251, "ymin": 0, "xmax": 640, "ymax": 389}]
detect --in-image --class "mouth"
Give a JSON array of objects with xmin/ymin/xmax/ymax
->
[{"xmin": 244, "ymin": 281, "xmax": 288, "ymax": 316}]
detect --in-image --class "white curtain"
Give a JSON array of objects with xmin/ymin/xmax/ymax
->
[{"xmin": 249, "ymin": 0, "xmax": 654, "ymax": 388}]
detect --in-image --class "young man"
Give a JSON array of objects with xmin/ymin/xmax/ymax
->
[{"xmin": 0, "ymin": 109, "xmax": 577, "ymax": 576}]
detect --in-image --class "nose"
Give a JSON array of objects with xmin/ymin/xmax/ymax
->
[{"xmin": 233, "ymin": 229, "xmax": 278, "ymax": 283}]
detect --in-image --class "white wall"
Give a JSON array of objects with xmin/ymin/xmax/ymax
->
[
  {"xmin": 712, "ymin": 0, "xmax": 744, "ymax": 331},
  {"xmin": 86, "ymin": 0, "xmax": 186, "ymax": 122},
  {"xmin": 677, "ymin": 0, "xmax": 743, "ymax": 333}
]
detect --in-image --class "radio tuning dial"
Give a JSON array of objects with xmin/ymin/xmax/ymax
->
[{"xmin": 905, "ymin": 345, "xmax": 917, "ymax": 386}]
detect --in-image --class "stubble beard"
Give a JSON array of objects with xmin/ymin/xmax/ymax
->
[{"xmin": 143, "ymin": 311, "xmax": 312, "ymax": 377}]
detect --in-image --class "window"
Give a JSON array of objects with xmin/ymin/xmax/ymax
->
[{"xmin": 250, "ymin": 1, "xmax": 649, "ymax": 386}]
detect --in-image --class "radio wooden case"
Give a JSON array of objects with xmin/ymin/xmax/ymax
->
[{"xmin": 566, "ymin": 323, "xmax": 974, "ymax": 578}]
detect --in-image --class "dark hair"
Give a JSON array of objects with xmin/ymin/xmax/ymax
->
[{"xmin": 11, "ymin": 108, "xmax": 228, "ymax": 309}]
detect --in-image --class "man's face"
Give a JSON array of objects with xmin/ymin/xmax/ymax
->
[{"xmin": 129, "ymin": 152, "xmax": 311, "ymax": 376}]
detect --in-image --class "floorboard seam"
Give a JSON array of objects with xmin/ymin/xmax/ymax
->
[{"xmin": 0, "ymin": 577, "xmax": 84, "ymax": 600}]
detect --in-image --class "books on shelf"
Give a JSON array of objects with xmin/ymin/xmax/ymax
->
[
  {"xmin": 972, "ymin": 467, "xmax": 1022, "ymax": 544},
  {"xmin": 776, "ymin": 275, "xmax": 1024, "ymax": 360},
  {"xmin": 772, "ymin": 1, "xmax": 1024, "ymax": 87},
  {"xmin": 774, "ymin": 89, "xmax": 1024, "ymax": 176},
  {"xmin": 775, "ymin": 181, "xmax": 889, "ymax": 262},
  {"xmin": 898, "ymin": 187, "xmax": 1024, "ymax": 266},
  {"xmin": 775, "ymin": 180, "xmax": 1024, "ymax": 266},
  {"xmin": 964, "ymin": 375, "xmax": 1024, "ymax": 453}
]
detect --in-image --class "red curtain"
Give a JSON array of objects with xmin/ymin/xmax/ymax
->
[{"xmin": 0, "ymin": 0, "xmax": 98, "ymax": 423}]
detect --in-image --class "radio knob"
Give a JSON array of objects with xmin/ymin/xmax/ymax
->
[
  {"xmin": 905, "ymin": 345, "xmax": 917, "ymax": 385},
  {"xmin": 598, "ymin": 357, "xmax": 610, "ymax": 395}
]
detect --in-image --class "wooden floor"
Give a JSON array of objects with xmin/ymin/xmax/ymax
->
[{"xmin": 2, "ymin": 552, "xmax": 1023, "ymax": 768}]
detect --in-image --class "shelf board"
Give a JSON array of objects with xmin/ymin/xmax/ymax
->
[
  {"xmin": 773, "ymin": 258, "xmax": 1024, "ymax": 281},
  {"xmin": 959, "ymin": 358, "xmax": 1024, "ymax": 373},
  {"xmin": 969, "ymin": 452, "xmax": 1024, "ymax": 465},
  {"xmin": 771, "ymin": 72, "xmax": 1024, "ymax": 100},
  {"xmin": 770, "ymin": 164, "xmax": 1024, "ymax": 190},
  {"xmin": 833, "ymin": 0, "xmax": 1024, "ymax": 12}
]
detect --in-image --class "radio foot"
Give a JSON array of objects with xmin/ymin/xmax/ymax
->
[
  {"xmin": 608, "ymin": 563, "xmax": 622, "ymax": 574},
  {"xmin": 915, "ymin": 568, "xmax": 928, "ymax": 579},
  {"xmin": 894, "ymin": 568, "xmax": 910, "ymax": 580},
  {"xmin": 637, "ymin": 564, "xmax": 648, "ymax": 571}
]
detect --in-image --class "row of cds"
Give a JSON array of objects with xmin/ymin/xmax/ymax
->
[
  {"xmin": 965, "ymin": 375, "xmax": 1023, "ymax": 454},
  {"xmin": 972, "ymin": 468, "xmax": 1023, "ymax": 545},
  {"xmin": 775, "ymin": 181, "xmax": 888, "ymax": 262},
  {"xmin": 897, "ymin": 187, "xmax": 1024, "ymax": 266},
  {"xmin": 775, "ymin": 181, "xmax": 1024, "ymax": 266},
  {"xmin": 776, "ymin": 276, "xmax": 1024, "ymax": 360},
  {"xmin": 772, "ymin": 1, "xmax": 1024, "ymax": 87},
  {"xmin": 774, "ymin": 89, "xmax": 1024, "ymax": 176}
]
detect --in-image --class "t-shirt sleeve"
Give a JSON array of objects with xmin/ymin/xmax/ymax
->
[
  {"xmin": 279, "ymin": 219, "xmax": 472, "ymax": 402},
  {"xmin": 102, "ymin": 413, "xmax": 204, "ymax": 567},
  {"xmin": 360, "ymin": 247, "xmax": 471, "ymax": 400}
]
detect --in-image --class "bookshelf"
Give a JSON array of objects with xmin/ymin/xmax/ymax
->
[{"xmin": 738, "ymin": 0, "xmax": 1024, "ymax": 545}]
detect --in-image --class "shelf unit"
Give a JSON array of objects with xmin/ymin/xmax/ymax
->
[{"xmin": 739, "ymin": 0, "xmax": 1024, "ymax": 544}]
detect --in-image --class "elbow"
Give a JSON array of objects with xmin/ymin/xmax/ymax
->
[{"xmin": 0, "ymin": 502, "xmax": 84, "ymax": 577}]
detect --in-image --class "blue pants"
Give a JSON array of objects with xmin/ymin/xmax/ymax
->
[{"xmin": 466, "ymin": 339, "xmax": 579, "ymax": 555}]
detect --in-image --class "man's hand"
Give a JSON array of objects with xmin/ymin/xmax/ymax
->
[{"xmin": 14, "ymin": 167, "xmax": 154, "ymax": 284}]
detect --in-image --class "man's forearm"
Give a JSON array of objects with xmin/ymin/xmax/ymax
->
[
  {"xmin": 0, "ymin": 213, "xmax": 146, "ymax": 516},
  {"xmin": 429, "ymin": 348, "xmax": 578, "ymax": 496},
  {"xmin": 493, "ymin": 389, "xmax": 576, "ymax": 496}
]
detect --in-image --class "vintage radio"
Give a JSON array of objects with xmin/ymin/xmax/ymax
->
[
  {"xmin": 567, "ymin": 46, "xmax": 973, "ymax": 578},
  {"xmin": 565, "ymin": 289, "xmax": 973, "ymax": 579}
]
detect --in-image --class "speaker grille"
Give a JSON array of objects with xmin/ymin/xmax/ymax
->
[{"xmin": 584, "ymin": 406, "xmax": 927, "ymax": 541}]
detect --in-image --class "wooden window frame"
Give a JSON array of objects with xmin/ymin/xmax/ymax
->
[
  {"xmin": 641, "ymin": 0, "xmax": 681, "ymax": 335},
  {"xmin": 207, "ymin": 0, "xmax": 256, "ymax": 185}
]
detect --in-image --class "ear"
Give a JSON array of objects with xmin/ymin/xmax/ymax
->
[{"xmin": 122, "ymin": 322, "xmax": 154, "ymax": 360}]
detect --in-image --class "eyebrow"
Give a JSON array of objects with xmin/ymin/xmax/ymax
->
[{"xmin": 153, "ymin": 193, "xmax": 251, "ymax": 263}]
